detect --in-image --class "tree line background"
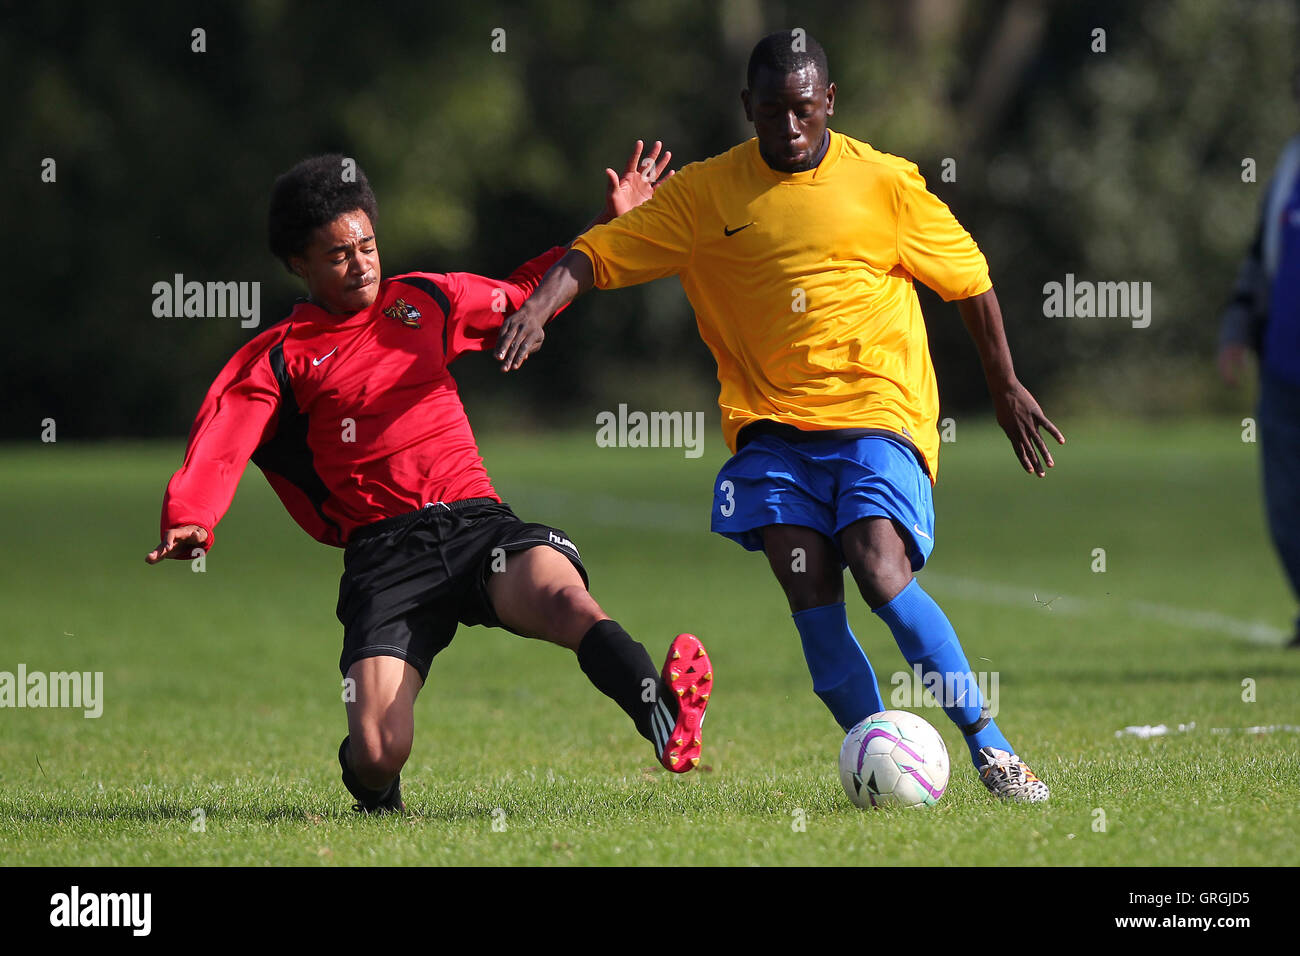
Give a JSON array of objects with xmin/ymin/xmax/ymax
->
[{"xmin": 5, "ymin": 0, "xmax": 1297, "ymax": 439}]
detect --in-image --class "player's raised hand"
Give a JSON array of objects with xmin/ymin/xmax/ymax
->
[
  {"xmin": 146, "ymin": 525, "xmax": 209, "ymax": 564},
  {"xmin": 604, "ymin": 139, "xmax": 674, "ymax": 220},
  {"xmin": 992, "ymin": 383, "xmax": 1065, "ymax": 477}
]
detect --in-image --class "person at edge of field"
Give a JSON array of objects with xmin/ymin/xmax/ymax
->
[
  {"xmin": 492, "ymin": 31, "xmax": 1065, "ymax": 802},
  {"xmin": 1217, "ymin": 64, "xmax": 1300, "ymax": 650},
  {"xmin": 145, "ymin": 142, "xmax": 713, "ymax": 814}
]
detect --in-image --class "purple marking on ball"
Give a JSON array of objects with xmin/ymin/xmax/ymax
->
[
  {"xmin": 857, "ymin": 728, "xmax": 925, "ymax": 768},
  {"xmin": 859, "ymin": 728, "xmax": 944, "ymax": 800},
  {"xmin": 898, "ymin": 763, "xmax": 946, "ymax": 799}
]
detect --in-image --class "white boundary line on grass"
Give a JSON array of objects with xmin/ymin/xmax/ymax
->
[
  {"xmin": 519, "ymin": 488, "xmax": 1290, "ymax": 647},
  {"xmin": 920, "ymin": 573, "xmax": 1288, "ymax": 646}
]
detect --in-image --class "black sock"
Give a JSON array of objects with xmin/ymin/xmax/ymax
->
[{"xmin": 577, "ymin": 620, "xmax": 676, "ymax": 747}]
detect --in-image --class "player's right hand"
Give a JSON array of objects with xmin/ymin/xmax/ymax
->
[
  {"xmin": 496, "ymin": 304, "xmax": 546, "ymax": 372},
  {"xmin": 146, "ymin": 525, "xmax": 209, "ymax": 564}
]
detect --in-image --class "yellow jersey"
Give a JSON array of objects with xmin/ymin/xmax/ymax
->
[{"xmin": 571, "ymin": 130, "xmax": 992, "ymax": 482}]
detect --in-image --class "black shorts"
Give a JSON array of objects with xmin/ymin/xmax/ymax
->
[{"xmin": 335, "ymin": 499, "xmax": 588, "ymax": 681}]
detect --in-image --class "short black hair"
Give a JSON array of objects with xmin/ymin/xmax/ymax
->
[
  {"xmin": 746, "ymin": 30, "xmax": 830, "ymax": 90},
  {"xmin": 267, "ymin": 154, "xmax": 378, "ymax": 269}
]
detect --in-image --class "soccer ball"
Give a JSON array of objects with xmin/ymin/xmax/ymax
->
[{"xmin": 838, "ymin": 710, "xmax": 950, "ymax": 809}]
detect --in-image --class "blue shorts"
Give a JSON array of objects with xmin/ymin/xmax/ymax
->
[{"xmin": 710, "ymin": 433, "xmax": 935, "ymax": 571}]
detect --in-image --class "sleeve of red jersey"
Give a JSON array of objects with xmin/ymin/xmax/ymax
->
[
  {"xmin": 159, "ymin": 329, "xmax": 286, "ymax": 557},
  {"xmin": 438, "ymin": 246, "xmax": 570, "ymax": 363}
]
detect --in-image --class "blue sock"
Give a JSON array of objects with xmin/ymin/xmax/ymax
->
[
  {"xmin": 792, "ymin": 603, "xmax": 885, "ymax": 730},
  {"xmin": 873, "ymin": 579, "xmax": 1014, "ymax": 765}
]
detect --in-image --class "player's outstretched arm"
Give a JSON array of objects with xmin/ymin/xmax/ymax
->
[
  {"xmin": 495, "ymin": 249, "xmax": 595, "ymax": 371},
  {"xmin": 495, "ymin": 139, "xmax": 674, "ymax": 372},
  {"xmin": 145, "ymin": 329, "xmax": 284, "ymax": 564},
  {"xmin": 957, "ymin": 287, "xmax": 1065, "ymax": 477},
  {"xmin": 145, "ymin": 525, "xmax": 209, "ymax": 565}
]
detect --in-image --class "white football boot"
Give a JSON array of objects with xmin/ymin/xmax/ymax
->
[{"xmin": 977, "ymin": 746, "xmax": 1050, "ymax": 802}]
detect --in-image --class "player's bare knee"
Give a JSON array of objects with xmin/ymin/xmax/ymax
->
[
  {"xmin": 547, "ymin": 583, "xmax": 603, "ymax": 638},
  {"xmin": 840, "ymin": 521, "xmax": 907, "ymax": 604},
  {"xmin": 354, "ymin": 749, "xmax": 407, "ymax": 787},
  {"xmin": 848, "ymin": 557, "xmax": 910, "ymax": 609},
  {"xmin": 778, "ymin": 552, "xmax": 843, "ymax": 610},
  {"xmin": 783, "ymin": 577, "xmax": 842, "ymax": 612},
  {"xmin": 554, "ymin": 582, "xmax": 597, "ymax": 614},
  {"xmin": 350, "ymin": 727, "xmax": 411, "ymax": 783}
]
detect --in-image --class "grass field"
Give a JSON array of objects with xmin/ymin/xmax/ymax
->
[{"xmin": 1, "ymin": 418, "xmax": 1298, "ymax": 867}]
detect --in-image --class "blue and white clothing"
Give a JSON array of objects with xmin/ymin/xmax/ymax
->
[
  {"xmin": 711, "ymin": 428, "xmax": 935, "ymax": 570},
  {"xmin": 1220, "ymin": 132, "xmax": 1300, "ymax": 636},
  {"xmin": 1220, "ymin": 132, "xmax": 1300, "ymax": 384}
]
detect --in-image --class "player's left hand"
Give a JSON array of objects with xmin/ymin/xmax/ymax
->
[
  {"xmin": 603, "ymin": 139, "xmax": 674, "ymax": 220},
  {"xmin": 992, "ymin": 383, "xmax": 1065, "ymax": 477}
]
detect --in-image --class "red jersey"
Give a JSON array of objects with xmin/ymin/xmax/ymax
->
[{"xmin": 159, "ymin": 247, "xmax": 566, "ymax": 556}]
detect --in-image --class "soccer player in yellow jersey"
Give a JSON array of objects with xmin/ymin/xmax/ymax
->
[{"xmin": 497, "ymin": 31, "xmax": 1064, "ymax": 801}]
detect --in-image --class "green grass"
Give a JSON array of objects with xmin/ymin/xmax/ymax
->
[{"xmin": 1, "ymin": 419, "xmax": 1298, "ymax": 865}]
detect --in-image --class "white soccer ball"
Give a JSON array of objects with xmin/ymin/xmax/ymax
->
[{"xmin": 838, "ymin": 710, "xmax": 950, "ymax": 809}]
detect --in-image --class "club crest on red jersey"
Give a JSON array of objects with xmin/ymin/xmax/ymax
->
[{"xmin": 383, "ymin": 298, "xmax": 422, "ymax": 328}]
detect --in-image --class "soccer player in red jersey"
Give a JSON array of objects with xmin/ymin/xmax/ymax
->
[{"xmin": 145, "ymin": 144, "xmax": 712, "ymax": 813}]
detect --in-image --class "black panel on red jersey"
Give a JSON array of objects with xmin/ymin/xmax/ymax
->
[{"xmin": 251, "ymin": 342, "xmax": 345, "ymax": 544}]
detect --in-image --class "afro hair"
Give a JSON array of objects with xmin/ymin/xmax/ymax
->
[{"xmin": 267, "ymin": 154, "xmax": 379, "ymax": 270}]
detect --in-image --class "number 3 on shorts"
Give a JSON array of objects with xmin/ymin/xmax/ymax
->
[{"xmin": 719, "ymin": 479, "xmax": 736, "ymax": 517}]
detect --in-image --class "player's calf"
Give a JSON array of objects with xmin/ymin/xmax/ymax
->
[
  {"xmin": 760, "ymin": 527, "xmax": 884, "ymax": 729},
  {"xmin": 488, "ymin": 543, "xmax": 712, "ymax": 772},
  {"xmin": 341, "ymin": 656, "xmax": 420, "ymax": 813},
  {"xmin": 841, "ymin": 516, "xmax": 915, "ymax": 611}
]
